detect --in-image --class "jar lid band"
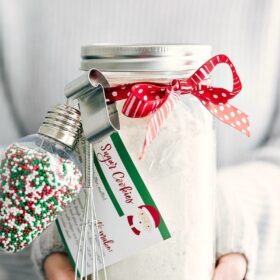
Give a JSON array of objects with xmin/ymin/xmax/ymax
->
[{"xmin": 81, "ymin": 44, "xmax": 211, "ymax": 72}]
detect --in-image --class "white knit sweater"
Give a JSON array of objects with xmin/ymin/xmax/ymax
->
[{"xmin": 1, "ymin": 0, "xmax": 280, "ymax": 279}]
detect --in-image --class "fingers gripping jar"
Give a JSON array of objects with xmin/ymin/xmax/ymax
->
[{"xmin": 81, "ymin": 45, "xmax": 216, "ymax": 280}]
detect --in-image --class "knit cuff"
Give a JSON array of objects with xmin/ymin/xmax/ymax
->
[
  {"xmin": 216, "ymin": 168, "xmax": 258, "ymax": 280},
  {"xmin": 31, "ymin": 222, "xmax": 65, "ymax": 278}
]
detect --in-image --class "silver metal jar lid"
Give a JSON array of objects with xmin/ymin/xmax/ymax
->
[
  {"xmin": 38, "ymin": 104, "xmax": 82, "ymax": 148},
  {"xmin": 81, "ymin": 44, "xmax": 211, "ymax": 72}
]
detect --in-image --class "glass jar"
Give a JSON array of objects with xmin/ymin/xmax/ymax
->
[
  {"xmin": 81, "ymin": 45, "xmax": 216, "ymax": 280},
  {"xmin": 0, "ymin": 104, "xmax": 83, "ymax": 252}
]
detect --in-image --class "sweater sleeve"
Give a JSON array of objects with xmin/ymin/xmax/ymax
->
[
  {"xmin": 31, "ymin": 223, "xmax": 65, "ymax": 278},
  {"xmin": 0, "ymin": 87, "xmax": 20, "ymax": 144},
  {"xmin": 216, "ymin": 95, "xmax": 280, "ymax": 279},
  {"xmin": 0, "ymin": 41, "xmax": 21, "ymax": 144}
]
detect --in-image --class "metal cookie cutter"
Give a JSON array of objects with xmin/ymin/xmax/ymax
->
[{"xmin": 64, "ymin": 69, "xmax": 120, "ymax": 143}]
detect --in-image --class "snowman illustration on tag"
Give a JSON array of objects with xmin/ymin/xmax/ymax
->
[{"xmin": 127, "ymin": 205, "xmax": 161, "ymax": 236}]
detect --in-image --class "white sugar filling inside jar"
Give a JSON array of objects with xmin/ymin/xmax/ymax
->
[{"xmin": 82, "ymin": 44, "xmax": 216, "ymax": 280}]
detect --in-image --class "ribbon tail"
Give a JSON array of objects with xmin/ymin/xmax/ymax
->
[
  {"xmin": 139, "ymin": 92, "xmax": 181, "ymax": 160},
  {"xmin": 203, "ymin": 101, "xmax": 250, "ymax": 137}
]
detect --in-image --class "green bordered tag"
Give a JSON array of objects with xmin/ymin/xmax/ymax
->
[{"xmin": 57, "ymin": 132, "xmax": 171, "ymax": 276}]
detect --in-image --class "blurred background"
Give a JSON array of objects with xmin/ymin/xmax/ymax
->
[{"xmin": 0, "ymin": 0, "xmax": 280, "ymax": 279}]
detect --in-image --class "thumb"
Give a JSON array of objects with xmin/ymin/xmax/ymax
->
[
  {"xmin": 213, "ymin": 253, "xmax": 247, "ymax": 280},
  {"xmin": 44, "ymin": 252, "xmax": 75, "ymax": 280}
]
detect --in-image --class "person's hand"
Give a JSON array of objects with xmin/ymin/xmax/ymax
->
[
  {"xmin": 213, "ymin": 253, "xmax": 247, "ymax": 280},
  {"xmin": 44, "ymin": 252, "xmax": 247, "ymax": 280},
  {"xmin": 44, "ymin": 253, "xmax": 75, "ymax": 280}
]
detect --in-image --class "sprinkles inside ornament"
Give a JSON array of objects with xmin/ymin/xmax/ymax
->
[{"xmin": 0, "ymin": 143, "xmax": 82, "ymax": 252}]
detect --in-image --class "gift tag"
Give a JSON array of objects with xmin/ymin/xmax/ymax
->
[{"xmin": 57, "ymin": 132, "xmax": 171, "ymax": 277}]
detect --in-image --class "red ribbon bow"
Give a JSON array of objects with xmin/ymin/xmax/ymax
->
[{"xmin": 105, "ymin": 54, "xmax": 250, "ymax": 159}]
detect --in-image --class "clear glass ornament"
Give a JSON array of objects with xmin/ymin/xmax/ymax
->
[{"xmin": 0, "ymin": 104, "xmax": 83, "ymax": 252}]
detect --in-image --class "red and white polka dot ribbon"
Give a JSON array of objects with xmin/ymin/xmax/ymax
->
[{"xmin": 104, "ymin": 54, "xmax": 250, "ymax": 159}]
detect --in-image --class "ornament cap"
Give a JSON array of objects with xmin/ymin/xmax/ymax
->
[{"xmin": 38, "ymin": 104, "xmax": 81, "ymax": 148}]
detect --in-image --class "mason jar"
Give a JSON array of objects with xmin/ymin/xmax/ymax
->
[{"xmin": 81, "ymin": 44, "xmax": 216, "ymax": 280}]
